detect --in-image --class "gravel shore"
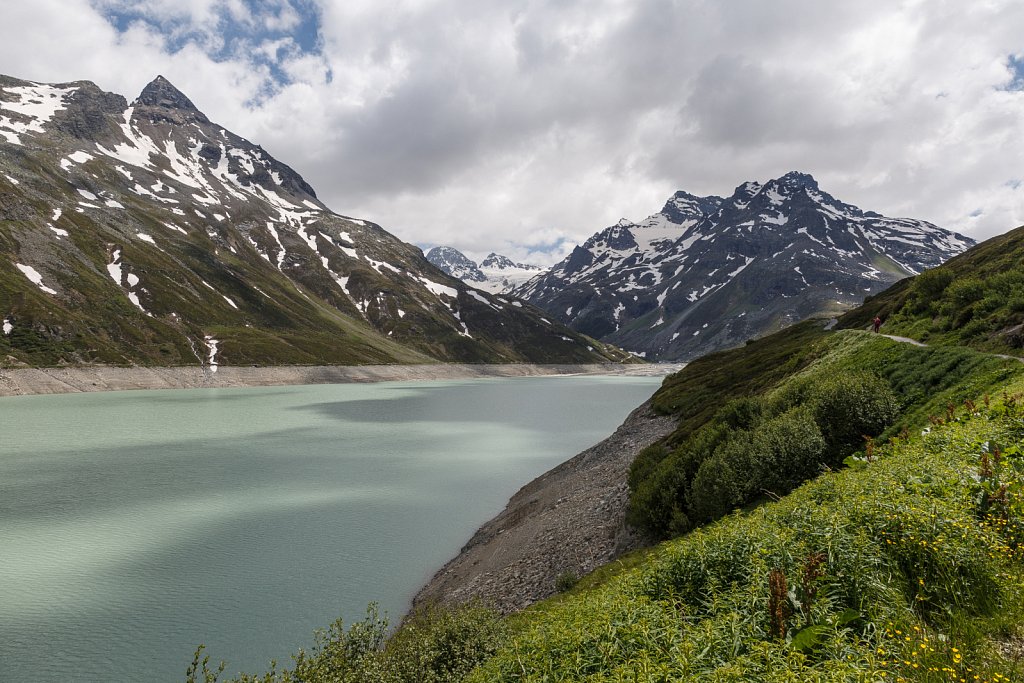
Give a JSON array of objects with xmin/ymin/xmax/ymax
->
[
  {"xmin": 0, "ymin": 362, "xmax": 676, "ymax": 397},
  {"xmin": 413, "ymin": 398, "xmax": 677, "ymax": 614}
]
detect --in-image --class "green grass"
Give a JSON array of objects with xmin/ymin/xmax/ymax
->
[
  {"xmin": 193, "ymin": 332, "xmax": 1024, "ymax": 683},
  {"xmin": 840, "ymin": 225, "xmax": 1024, "ymax": 355},
  {"xmin": 466, "ymin": 386, "xmax": 1024, "ymax": 682},
  {"xmin": 181, "ymin": 230, "xmax": 1024, "ymax": 682}
]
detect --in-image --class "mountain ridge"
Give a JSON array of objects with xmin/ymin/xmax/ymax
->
[
  {"xmin": 426, "ymin": 245, "xmax": 546, "ymax": 294},
  {"xmin": 0, "ymin": 74, "xmax": 632, "ymax": 368},
  {"xmin": 511, "ymin": 171, "xmax": 973, "ymax": 360}
]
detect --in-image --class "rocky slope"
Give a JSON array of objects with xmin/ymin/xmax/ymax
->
[
  {"xmin": 0, "ymin": 75, "xmax": 631, "ymax": 368},
  {"xmin": 426, "ymin": 246, "xmax": 546, "ymax": 294},
  {"xmin": 513, "ymin": 172, "xmax": 974, "ymax": 360},
  {"xmin": 413, "ymin": 396, "xmax": 679, "ymax": 613}
]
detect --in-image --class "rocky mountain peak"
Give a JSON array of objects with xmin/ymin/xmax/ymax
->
[
  {"xmin": 777, "ymin": 170, "xmax": 819, "ymax": 190},
  {"xmin": 514, "ymin": 172, "xmax": 975, "ymax": 361},
  {"xmin": 481, "ymin": 253, "xmax": 515, "ymax": 269},
  {"xmin": 425, "ymin": 246, "xmax": 486, "ymax": 282},
  {"xmin": 133, "ymin": 75, "xmax": 208, "ymax": 124},
  {"xmin": 661, "ymin": 190, "xmax": 724, "ymax": 225},
  {"xmin": 2, "ymin": 73, "xmax": 630, "ymax": 367}
]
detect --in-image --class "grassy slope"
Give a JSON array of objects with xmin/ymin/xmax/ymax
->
[
  {"xmin": 192, "ymin": 231, "xmax": 1024, "ymax": 682},
  {"xmin": 471, "ymin": 383, "xmax": 1024, "ymax": 682},
  {"xmin": 201, "ymin": 330, "xmax": 1024, "ymax": 683},
  {"xmin": 839, "ymin": 224, "xmax": 1024, "ymax": 355}
]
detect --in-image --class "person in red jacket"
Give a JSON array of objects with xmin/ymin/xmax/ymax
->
[{"xmin": 872, "ymin": 315, "xmax": 882, "ymax": 333}]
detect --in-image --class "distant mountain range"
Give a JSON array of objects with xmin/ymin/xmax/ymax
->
[
  {"xmin": 506, "ymin": 172, "xmax": 973, "ymax": 360},
  {"xmin": 425, "ymin": 247, "xmax": 546, "ymax": 294},
  {"xmin": 0, "ymin": 74, "xmax": 632, "ymax": 367}
]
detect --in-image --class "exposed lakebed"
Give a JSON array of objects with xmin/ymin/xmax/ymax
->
[{"xmin": 0, "ymin": 375, "xmax": 660, "ymax": 682}]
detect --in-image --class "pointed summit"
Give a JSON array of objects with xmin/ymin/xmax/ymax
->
[
  {"xmin": 777, "ymin": 171, "xmax": 819, "ymax": 190},
  {"xmin": 133, "ymin": 75, "xmax": 208, "ymax": 124}
]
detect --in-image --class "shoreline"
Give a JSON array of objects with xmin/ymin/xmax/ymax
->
[
  {"xmin": 412, "ymin": 398, "xmax": 676, "ymax": 614},
  {"xmin": 0, "ymin": 362, "xmax": 681, "ymax": 397}
]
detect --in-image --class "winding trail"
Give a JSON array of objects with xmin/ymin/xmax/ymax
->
[{"xmin": 877, "ymin": 330, "xmax": 1023, "ymax": 362}]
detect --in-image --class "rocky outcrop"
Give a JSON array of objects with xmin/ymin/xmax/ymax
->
[{"xmin": 413, "ymin": 398, "xmax": 677, "ymax": 614}]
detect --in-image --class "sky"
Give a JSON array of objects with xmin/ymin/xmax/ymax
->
[{"xmin": 1, "ymin": 0, "xmax": 1023, "ymax": 265}]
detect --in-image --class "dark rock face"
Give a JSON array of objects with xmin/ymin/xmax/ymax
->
[
  {"xmin": 426, "ymin": 246, "xmax": 486, "ymax": 282},
  {"xmin": 0, "ymin": 73, "xmax": 631, "ymax": 367},
  {"xmin": 133, "ymin": 75, "xmax": 209, "ymax": 125},
  {"xmin": 515, "ymin": 171, "xmax": 975, "ymax": 361},
  {"xmin": 52, "ymin": 82, "xmax": 128, "ymax": 141}
]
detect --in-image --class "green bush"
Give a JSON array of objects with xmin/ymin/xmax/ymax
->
[
  {"xmin": 192, "ymin": 603, "xmax": 507, "ymax": 683},
  {"xmin": 804, "ymin": 372, "xmax": 900, "ymax": 456},
  {"xmin": 754, "ymin": 406, "xmax": 827, "ymax": 492},
  {"xmin": 947, "ymin": 277, "xmax": 987, "ymax": 306},
  {"xmin": 633, "ymin": 368, "xmax": 897, "ymax": 536},
  {"xmin": 555, "ymin": 572, "xmax": 579, "ymax": 593}
]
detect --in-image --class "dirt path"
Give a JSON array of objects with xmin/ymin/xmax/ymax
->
[
  {"xmin": 879, "ymin": 331, "xmax": 1023, "ymax": 362},
  {"xmin": 880, "ymin": 333, "xmax": 927, "ymax": 347}
]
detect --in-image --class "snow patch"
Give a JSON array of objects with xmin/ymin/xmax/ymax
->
[
  {"xmin": 204, "ymin": 336, "xmax": 220, "ymax": 372},
  {"xmin": 418, "ymin": 277, "xmax": 458, "ymax": 298},
  {"xmin": 106, "ymin": 249, "xmax": 123, "ymax": 285},
  {"xmin": 16, "ymin": 263, "xmax": 58, "ymax": 295}
]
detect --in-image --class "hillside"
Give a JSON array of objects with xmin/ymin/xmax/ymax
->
[
  {"xmin": 513, "ymin": 172, "xmax": 972, "ymax": 361},
  {"xmin": 187, "ymin": 228, "xmax": 1024, "ymax": 683},
  {"xmin": 838, "ymin": 223, "xmax": 1024, "ymax": 355},
  {"xmin": 0, "ymin": 75, "xmax": 631, "ymax": 368}
]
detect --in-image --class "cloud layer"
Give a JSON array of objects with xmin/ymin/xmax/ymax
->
[{"xmin": 2, "ymin": 0, "xmax": 1022, "ymax": 263}]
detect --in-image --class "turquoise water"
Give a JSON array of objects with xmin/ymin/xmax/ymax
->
[{"xmin": 0, "ymin": 375, "xmax": 660, "ymax": 682}]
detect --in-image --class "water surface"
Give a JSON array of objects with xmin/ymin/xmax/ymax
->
[{"xmin": 0, "ymin": 375, "xmax": 660, "ymax": 682}]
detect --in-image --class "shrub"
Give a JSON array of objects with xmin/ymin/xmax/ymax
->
[
  {"xmin": 687, "ymin": 451, "xmax": 743, "ymax": 522},
  {"xmin": 805, "ymin": 372, "xmax": 901, "ymax": 456},
  {"xmin": 947, "ymin": 277, "xmax": 987, "ymax": 306},
  {"xmin": 754, "ymin": 407, "xmax": 827, "ymax": 493},
  {"xmin": 555, "ymin": 572, "xmax": 579, "ymax": 593}
]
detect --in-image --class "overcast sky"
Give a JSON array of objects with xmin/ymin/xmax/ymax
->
[{"xmin": 2, "ymin": 0, "xmax": 1023, "ymax": 264}]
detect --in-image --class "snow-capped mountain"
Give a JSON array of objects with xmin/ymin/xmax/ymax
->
[
  {"xmin": 426, "ymin": 247, "xmax": 546, "ymax": 294},
  {"xmin": 425, "ymin": 246, "xmax": 486, "ymax": 283},
  {"xmin": 0, "ymin": 74, "xmax": 633, "ymax": 367},
  {"xmin": 514, "ymin": 172, "xmax": 974, "ymax": 361}
]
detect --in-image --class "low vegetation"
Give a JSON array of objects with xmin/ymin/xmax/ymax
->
[
  {"xmin": 627, "ymin": 330, "xmax": 1019, "ymax": 539},
  {"xmin": 841, "ymin": 225, "xmax": 1024, "ymax": 354},
  {"xmin": 185, "ymin": 231, "xmax": 1024, "ymax": 681}
]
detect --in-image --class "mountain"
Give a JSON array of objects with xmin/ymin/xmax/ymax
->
[
  {"xmin": 513, "ymin": 172, "xmax": 974, "ymax": 360},
  {"xmin": 425, "ymin": 246, "xmax": 486, "ymax": 283},
  {"xmin": 0, "ymin": 75, "xmax": 633, "ymax": 367},
  {"xmin": 426, "ymin": 246, "xmax": 546, "ymax": 294}
]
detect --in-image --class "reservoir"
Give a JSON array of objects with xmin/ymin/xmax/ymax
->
[{"xmin": 0, "ymin": 374, "xmax": 661, "ymax": 682}]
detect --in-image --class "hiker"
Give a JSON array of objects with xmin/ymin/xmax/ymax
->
[{"xmin": 872, "ymin": 316, "xmax": 882, "ymax": 333}]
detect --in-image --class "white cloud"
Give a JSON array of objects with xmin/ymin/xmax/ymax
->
[{"xmin": 1, "ymin": 0, "xmax": 1022, "ymax": 263}]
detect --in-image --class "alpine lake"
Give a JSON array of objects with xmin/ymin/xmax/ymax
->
[{"xmin": 0, "ymin": 374, "xmax": 662, "ymax": 682}]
